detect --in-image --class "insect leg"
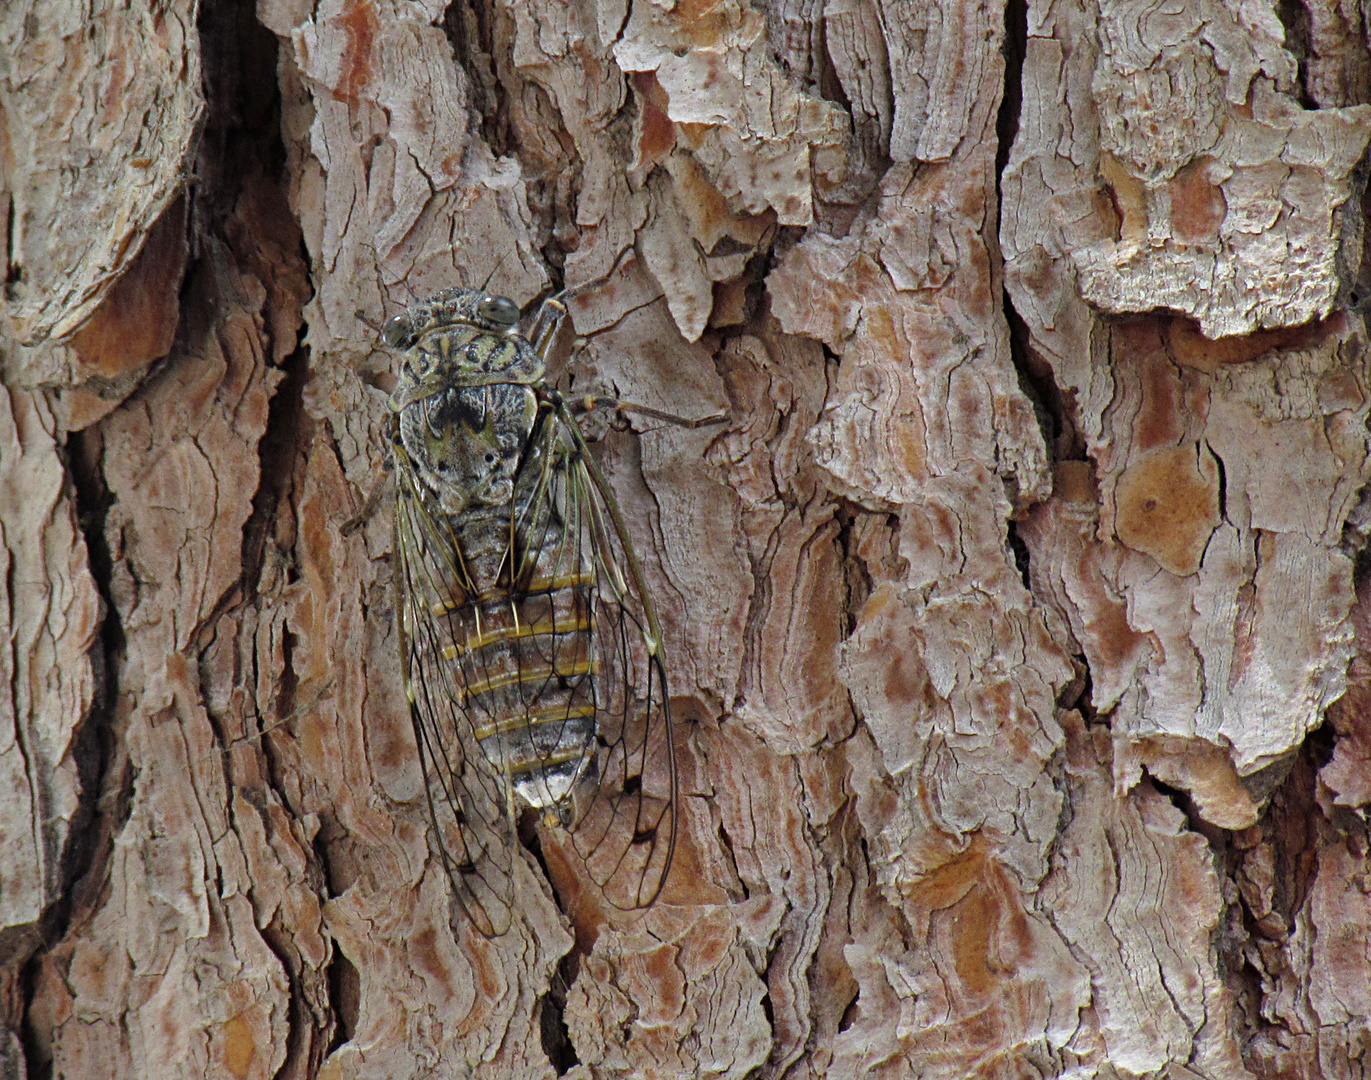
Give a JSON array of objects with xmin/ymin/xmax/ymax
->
[
  {"xmin": 567, "ymin": 395, "xmax": 728, "ymax": 430},
  {"xmin": 528, "ymin": 293, "xmax": 568, "ymax": 361},
  {"xmin": 341, "ymin": 456, "xmax": 396, "ymax": 536}
]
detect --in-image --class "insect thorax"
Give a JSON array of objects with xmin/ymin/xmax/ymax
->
[{"xmin": 398, "ymin": 383, "xmax": 539, "ymax": 525}]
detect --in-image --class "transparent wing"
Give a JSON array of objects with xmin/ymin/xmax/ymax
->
[
  {"xmin": 393, "ymin": 438, "xmax": 519, "ymax": 938},
  {"xmin": 515, "ymin": 401, "xmax": 678, "ymax": 914}
]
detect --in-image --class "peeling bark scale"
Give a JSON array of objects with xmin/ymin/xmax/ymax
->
[{"xmin": 3, "ymin": 0, "xmax": 1371, "ymax": 1077}]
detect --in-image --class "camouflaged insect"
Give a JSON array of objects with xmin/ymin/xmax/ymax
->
[{"xmin": 381, "ymin": 287, "xmax": 678, "ymax": 937}]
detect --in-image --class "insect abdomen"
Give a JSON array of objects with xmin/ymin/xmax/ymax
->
[{"xmin": 453, "ymin": 573, "xmax": 599, "ymax": 813}]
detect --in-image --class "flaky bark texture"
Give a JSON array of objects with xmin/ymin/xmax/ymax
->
[{"xmin": 4, "ymin": 0, "xmax": 1371, "ymax": 1076}]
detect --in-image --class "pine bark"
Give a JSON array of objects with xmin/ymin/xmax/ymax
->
[{"xmin": 4, "ymin": 0, "xmax": 1371, "ymax": 1078}]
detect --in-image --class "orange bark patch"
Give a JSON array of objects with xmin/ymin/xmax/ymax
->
[
  {"xmin": 68, "ymin": 195, "xmax": 187, "ymax": 378},
  {"xmin": 673, "ymin": 0, "xmax": 730, "ymax": 47},
  {"xmin": 1112, "ymin": 320, "xmax": 1184, "ymax": 450},
  {"xmin": 1099, "ymin": 153, "xmax": 1148, "ymax": 246},
  {"xmin": 1114, "ymin": 444, "xmax": 1220, "ymax": 576},
  {"xmin": 904, "ymin": 839, "xmax": 985, "ymax": 909},
  {"xmin": 221, "ymin": 1014, "xmax": 256, "ymax": 1080},
  {"xmin": 1084, "ymin": 586, "xmax": 1148, "ymax": 674},
  {"xmin": 635, "ymin": 940, "xmax": 687, "ymax": 1023},
  {"xmin": 1132, "ymin": 735, "xmax": 1262, "ymax": 829},
  {"xmin": 1168, "ymin": 157, "xmax": 1225, "ymax": 245},
  {"xmin": 710, "ymin": 277, "xmax": 748, "ymax": 327},
  {"xmin": 1317, "ymin": 369, "xmax": 1365, "ymax": 413},
  {"xmin": 1164, "ymin": 313, "xmax": 1339, "ymax": 371},
  {"xmin": 669, "ymin": 153, "xmax": 732, "ymax": 246},
  {"xmin": 1054, "ymin": 459, "xmax": 1097, "ymax": 504},
  {"xmin": 539, "ymin": 827, "xmax": 607, "ymax": 953},
  {"xmin": 906, "ymin": 841, "xmax": 1034, "ymax": 995},
  {"xmin": 337, "ymin": 0, "xmax": 378, "ymax": 103},
  {"xmin": 632, "ymin": 71, "xmax": 676, "ymax": 170},
  {"xmin": 454, "ymin": 934, "xmax": 505, "ymax": 1036},
  {"xmin": 676, "ymin": 121, "xmax": 711, "ymax": 147},
  {"xmin": 408, "ymin": 927, "xmax": 450, "ymax": 990},
  {"xmin": 947, "ymin": 887, "xmax": 1000, "ymax": 995}
]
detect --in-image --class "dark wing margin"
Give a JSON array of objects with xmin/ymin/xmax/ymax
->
[
  {"xmin": 393, "ymin": 440, "xmax": 518, "ymax": 938},
  {"xmin": 540, "ymin": 399, "xmax": 679, "ymax": 914}
]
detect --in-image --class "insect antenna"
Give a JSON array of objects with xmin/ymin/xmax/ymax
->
[
  {"xmin": 196, "ymin": 683, "xmax": 337, "ymax": 767},
  {"xmin": 480, "ymin": 249, "xmax": 516, "ymax": 295}
]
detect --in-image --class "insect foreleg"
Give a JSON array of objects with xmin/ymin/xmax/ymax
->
[
  {"xmin": 565, "ymin": 394, "xmax": 728, "ymax": 430},
  {"xmin": 527, "ymin": 292, "xmax": 568, "ymax": 360}
]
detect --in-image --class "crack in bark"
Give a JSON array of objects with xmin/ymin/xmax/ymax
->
[
  {"xmin": 1340, "ymin": 144, "xmax": 1371, "ymax": 318},
  {"xmin": 441, "ymin": 0, "xmax": 584, "ymax": 282},
  {"xmin": 1277, "ymin": 0, "xmax": 1318, "ymax": 109},
  {"xmin": 537, "ymin": 982, "xmax": 579, "ymax": 1076},
  {"xmin": 3, "ymin": 195, "xmax": 17, "ymax": 293},
  {"xmin": 192, "ymin": 2, "xmax": 335, "ymax": 1076},
  {"xmin": 325, "ymin": 948, "xmax": 359, "ymax": 1055},
  {"xmin": 13, "ymin": 425, "xmax": 131, "ymax": 1080},
  {"xmin": 995, "ymin": 0, "xmax": 1026, "ymax": 192}
]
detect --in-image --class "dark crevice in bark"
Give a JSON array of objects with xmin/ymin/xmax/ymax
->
[
  {"xmin": 443, "ymin": 0, "xmax": 582, "ymax": 284},
  {"xmin": 837, "ymin": 988, "xmax": 860, "ymax": 1033},
  {"xmin": 1276, "ymin": 0, "xmax": 1318, "ymax": 108},
  {"xmin": 517, "ymin": 814, "xmax": 560, "ymax": 910},
  {"xmin": 714, "ymin": 814, "xmax": 748, "ymax": 902},
  {"xmin": 709, "ymin": 247, "xmax": 777, "ymax": 339},
  {"xmin": 241, "ymin": 341, "xmax": 308, "ymax": 603},
  {"xmin": 832, "ymin": 505, "xmax": 871, "ymax": 641},
  {"xmin": 514, "ymin": 827, "xmax": 581, "ymax": 1076},
  {"xmin": 1341, "ymin": 145, "xmax": 1371, "ymax": 317},
  {"xmin": 194, "ymin": 0, "xmax": 304, "ymax": 682},
  {"xmin": 60, "ymin": 430, "xmax": 127, "ymax": 911},
  {"xmin": 767, "ymin": 225, "xmax": 810, "ymax": 282},
  {"xmin": 996, "ymin": 0, "xmax": 1080, "ymax": 488},
  {"xmin": 15, "ymin": 425, "xmax": 131, "ymax": 1080},
  {"xmin": 196, "ymin": 3, "xmax": 335, "ymax": 1077},
  {"xmin": 1059, "ymin": 660, "xmax": 1096, "ymax": 722},
  {"xmin": 191, "ymin": 0, "xmax": 310, "ymax": 639},
  {"xmin": 1144, "ymin": 775, "xmax": 1194, "ymax": 818},
  {"xmin": 1201, "ymin": 725, "xmax": 1337, "ymax": 1071},
  {"xmin": 995, "ymin": 0, "xmax": 1026, "ymax": 187},
  {"xmin": 444, "ymin": 0, "xmax": 512, "ymax": 157},
  {"xmin": 995, "ymin": 0, "xmax": 1070, "ymax": 470},
  {"xmin": 1002, "ymin": 292, "xmax": 1071, "ymax": 462},
  {"xmin": 809, "ymin": 4, "xmax": 892, "ymax": 236},
  {"xmin": 326, "ymin": 948, "xmax": 360, "ymax": 1054},
  {"xmin": 1348, "ymin": 488, "xmax": 1371, "ymax": 560},
  {"xmin": 757, "ymin": 981, "xmax": 776, "ymax": 1032},
  {"xmin": 197, "ymin": 0, "xmax": 287, "ymax": 198},
  {"xmin": 1007, "ymin": 526, "xmax": 1032, "ymax": 590},
  {"xmin": 538, "ymin": 986, "xmax": 579, "ymax": 1076},
  {"xmin": 1209, "ymin": 442, "xmax": 1229, "ymax": 522},
  {"xmin": 4, "ymin": 194, "xmax": 18, "ymax": 290},
  {"xmin": 734, "ymin": 533, "xmax": 779, "ymax": 716}
]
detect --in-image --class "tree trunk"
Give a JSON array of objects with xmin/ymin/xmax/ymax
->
[{"xmin": 4, "ymin": 0, "xmax": 1371, "ymax": 1076}]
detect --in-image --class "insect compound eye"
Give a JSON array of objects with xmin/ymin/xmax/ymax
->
[
  {"xmin": 381, "ymin": 314, "xmax": 414, "ymax": 349},
  {"xmin": 477, "ymin": 294, "xmax": 520, "ymax": 328}
]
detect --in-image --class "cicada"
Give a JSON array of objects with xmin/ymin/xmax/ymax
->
[{"xmin": 377, "ymin": 286, "xmax": 697, "ymax": 937}]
